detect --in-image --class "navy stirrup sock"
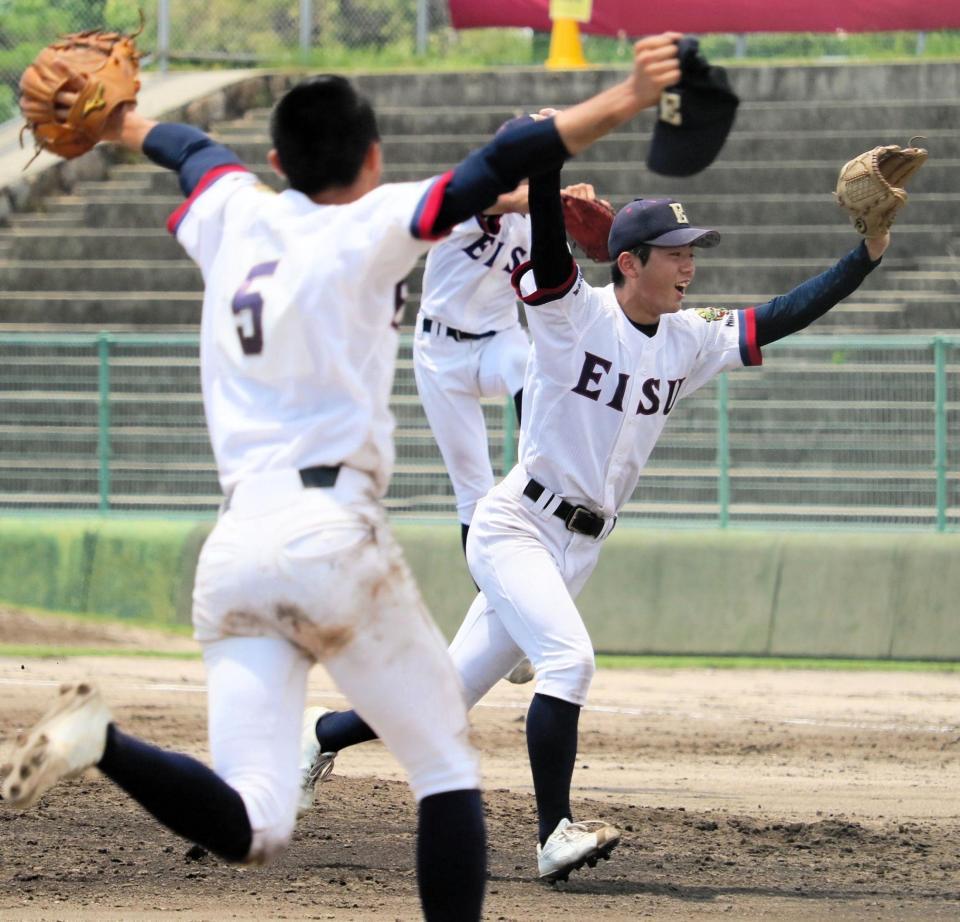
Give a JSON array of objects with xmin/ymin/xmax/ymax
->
[
  {"xmin": 98, "ymin": 724, "xmax": 252, "ymax": 861},
  {"xmin": 526, "ymin": 693, "xmax": 581, "ymax": 845},
  {"xmin": 316, "ymin": 709, "xmax": 378, "ymax": 751},
  {"xmin": 417, "ymin": 789, "xmax": 486, "ymax": 922}
]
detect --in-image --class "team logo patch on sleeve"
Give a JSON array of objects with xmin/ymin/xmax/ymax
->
[{"xmin": 695, "ymin": 307, "xmax": 730, "ymax": 322}]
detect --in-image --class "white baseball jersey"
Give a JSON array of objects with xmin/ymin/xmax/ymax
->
[
  {"xmin": 420, "ymin": 212, "xmax": 530, "ymax": 333},
  {"xmin": 514, "ymin": 263, "xmax": 762, "ymax": 517},
  {"xmin": 169, "ymin": 167, "xmax": 446, "ymax": 497}
]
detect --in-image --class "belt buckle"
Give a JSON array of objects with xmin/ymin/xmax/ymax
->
[
  {"xmin": 564, "ymin": 504, "xmax": 597, "ymax": 536},
  {"xmin": 449, "ymin": 327, "xmax": 464, "ymax": 342}
]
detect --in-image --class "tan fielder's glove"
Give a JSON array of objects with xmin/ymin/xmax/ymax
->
[
  {"xmin": 19, "ymin": 26, "xmax": 142, "ymax": 163},
  {"xmin": 834, "ymin": 142, "xmax": 928, "ymax": 237}
]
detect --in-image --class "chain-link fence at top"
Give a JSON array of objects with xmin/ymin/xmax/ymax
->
[{"xmin": 3, "ymin": 1, "xmax": 960, "ymax": 126}]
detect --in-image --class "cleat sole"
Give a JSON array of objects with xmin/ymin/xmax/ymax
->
[{"xmin": 539, "ymin": 836, "xmax": 620, "ymax": 882}]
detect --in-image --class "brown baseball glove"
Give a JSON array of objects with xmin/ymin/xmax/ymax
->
[
  {"xmin": 19, "ymin": 25, "xmax": 142, "ymax": 163},
  {"xmin": 560, "ymin": 192, "xmax": 617, "ymax": 262},
  {"xmin": 834, "ymin": 142, "xmax": 928, "ymax": 237}
]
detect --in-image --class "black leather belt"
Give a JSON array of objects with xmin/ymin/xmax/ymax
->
[
  {"xmin": 523, "ymin": 479, "xmax": 610, "ymax": 539},
  {"xmin": 422, "ymin": 317, "xmax": 496, "ymax": 342},
  {"xmin": 299, "ymin": 465, "xmax": 341, "ymax": 488}
]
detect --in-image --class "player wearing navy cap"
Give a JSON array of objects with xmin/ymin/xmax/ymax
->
[
  {"xmin": 2, "ymin": 34, "xmax": 686, "ymax": 919},
  {"xmin": 297, "ymin": 156, "xmax": 893, "ymax": 883}
]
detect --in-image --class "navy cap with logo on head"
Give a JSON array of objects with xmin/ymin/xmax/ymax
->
[
  {"xmin": 647, "ymin": 37, "xmax": 739, "ymax": 178},
  {"xmin": 608, "ymin": 198, "xmax": 720, "ymax": 259}
]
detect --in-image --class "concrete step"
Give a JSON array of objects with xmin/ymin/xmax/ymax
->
[
  {"xmin": 229, "ymin": 98, "xmax": 960, "ymax": 137},
  {"xmin": 115, "ymin": 148, "xmax": 955, "ymax": 198},
  {"xmin": 0, "ymin": 228, "xmax": 182, "ymax": 261},
  {"xmin": 0, "ymin": 292, "xmax": 203, "ymax": 325},
  {"xmin": 26, "ymin": 191, "xmax": 960, "ymax": 236},
  {"xmin": 0, "ymin": 290, "xmax": 920, "ymax": 330},
  {"xmin": 380, "ymin": 161, "xmax": 953, "ymax": 197},
  {"xmin": 183, "ymin": 142, "xmax": 951, "ymax": 195},
  {"xmin": 6, "ymin": 212, "xmax": 88, "ymax": 228},
  {"xmin": 345, "ymin": 64, "xmax": 960, "ymax": 106},
  {"xmin": 207, "ymin": 127, "xmax": 960, "ymax": 165},
  {"xmin": 0, "ymin": 255, "xmax": 925, "ymax": 298},
  {"xmin": 0, "ymin": 261, "xmax": 203, "ymax": 292},
  {"xmin": 10, "ymin": 203, "xmax": 948, "ymax": 262},
  {"xmin": 71, "ymin": 179, "xmax": 153, "ymax": 195},
  {"xmin": 883, "ymin": 270, "xmax": 960, "ymax": 292}
]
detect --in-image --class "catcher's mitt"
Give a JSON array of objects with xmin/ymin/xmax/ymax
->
[
  {"xmin": 834, "ymin": 141, "xmax": 928, "ymax": 237},
  {"xmin": 561, "ymin": 193, "xmax": 616, "ymax": 262},
  {"xmin": 19, "ymin": 25, "xmax": 142, "ymax": 163}
]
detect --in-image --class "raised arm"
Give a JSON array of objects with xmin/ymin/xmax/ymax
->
[
  {"xmin": 99, "ymin": 107, "xmax": 242, "ymax": 197},
  {"xmin": 552, "ymin": 33, "xmax": 681, "ymax": 155},
  {"xmin": 424, "ymin": 32, "xmax": 681, "ymax": 238},
  {"xmin": 527, "ymin": 169, "xmax": 574, "ymax": 291},
  {"xmin": 753, "ymin": 237, "xmax": 888, "ymax": 347}
]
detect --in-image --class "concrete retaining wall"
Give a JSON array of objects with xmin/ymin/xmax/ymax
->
[{"xmin": 1, "ymin": 516, "xmax": 956, "ymax": 659}]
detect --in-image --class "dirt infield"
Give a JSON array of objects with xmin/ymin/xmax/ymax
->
[{"xmin": 1, "ymin": 609, "xmax": 959, "ymax": 921}]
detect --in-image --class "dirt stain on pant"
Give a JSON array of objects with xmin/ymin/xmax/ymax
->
[
  {"xmin": 275, "ymin": 602, "xmax": 354, "ymax": 659},
  {"xmin": 221, "ymin": 604, "xmax": 354, "ymax": 661}
]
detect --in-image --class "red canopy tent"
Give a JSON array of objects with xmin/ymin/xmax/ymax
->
[{"xmin": 448, "ymin": 0, "xmax": 960, "ymax": 35}]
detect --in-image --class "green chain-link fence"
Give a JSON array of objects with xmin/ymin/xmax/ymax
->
[{"xmin": 1, "ymin": 331, "xmax": 957, "ymax": 528}]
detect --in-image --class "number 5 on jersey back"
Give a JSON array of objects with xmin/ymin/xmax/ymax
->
[{"xmin": 231, "ymin": 260, "xmax": 279, "ymax": 355}]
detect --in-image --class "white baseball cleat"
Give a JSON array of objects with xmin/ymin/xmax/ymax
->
[
  {"xmin": 504, "ymin": 657, "xmax": 536, "ymax": 685},
  {"xmin": 297, "ymin": 706, "xmax": 337, "ymax": 817},
  {"xmin": 1, "ymin": 682, "xmax": 111, "ymax": 810},
  {"xmin": 537, "ymin": 817, "xmax": 621, "ymax": 882}
]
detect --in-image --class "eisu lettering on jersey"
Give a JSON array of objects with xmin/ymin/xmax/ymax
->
[
  {"xmin": 571, "ymin": 352, "xmax": 685, "ymax": 416},
  {"xmin": 461, "ymin": 228, "xmax": 528, "ymax": 275}
]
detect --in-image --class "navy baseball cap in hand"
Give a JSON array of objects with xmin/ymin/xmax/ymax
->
[
  {"xmin": 647, "ymin": 37, "xmax": 739, "ymax": 178},
  {"xmin": 608, "ymin": 198, "xmax": 720, "ymax": 258}
]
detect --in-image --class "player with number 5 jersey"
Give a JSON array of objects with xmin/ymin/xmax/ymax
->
[{"xmin": 1, "ymin": 34, "xmax": 688, "ymax": 922}]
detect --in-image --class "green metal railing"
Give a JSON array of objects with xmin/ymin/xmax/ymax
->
[{"xmin": 0, "ymin": 331, "xmax": 957, "ymax": 530}]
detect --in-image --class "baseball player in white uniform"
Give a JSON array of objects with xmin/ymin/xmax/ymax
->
[
  {"xmin": 416, "ymin": 166, "xmax": 600, "ymax": 686},
  {"xmin": 298, "ymin": 150, "xmax": 892, "ymax": 882},
  {"xmin": 417, "ymin": 194, "xmax": 530, "ymax": 539},
  {"xmin": 2, "ymin": 34, "xmax": 687, "ymax": 918}
]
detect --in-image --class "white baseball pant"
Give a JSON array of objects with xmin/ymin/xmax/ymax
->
[
  {"xmin": 451, "ymin": 465, "xmax": 614, "ymax": 709},
  {"xmin": 413, "ymin": 318, "xmax": 529, "ymax": 524},
  {"xmin": 193, "ymin": 467, "xmax": 479, "ymax": 862}
]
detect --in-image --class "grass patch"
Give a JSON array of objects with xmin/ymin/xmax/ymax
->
[
  {"xmin": 596, "ymin": 654, "xmax": 960, "ymax": 672},
  {"xmin": 0, "ymin": 644, "xmax": 200, "ymax": 660},
  {"xmin": 0, "ymin": 600, "xmax": 193, "ymax": 637}
]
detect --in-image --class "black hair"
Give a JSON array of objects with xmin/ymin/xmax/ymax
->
[
  {"xmin": 270, "ymin": 75, "xmax": 380, "ymax": 195},
  {"xmin": 610, "ymin": 244, "xmax": 652, "ymax": 287}
]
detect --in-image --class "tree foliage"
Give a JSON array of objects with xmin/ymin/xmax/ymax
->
[{"xmin": 2, "ymin": 0, "xmax": 958, "ymax": 124}]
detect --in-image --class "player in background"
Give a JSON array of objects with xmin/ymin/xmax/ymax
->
[
  {"xmin": 414, "ymin": 139, "xmax": 601, "ymax": 686},
  {"xmin": 414, "ymin": 172, "xmax": 534, "ymax": 688},
  {"xmin": 1, "ymin": 35, "xmax": 685, "ymax": 920},
  {"xmin": 298, "ymin": 150, "xmax": 893, "ymax": 882}
]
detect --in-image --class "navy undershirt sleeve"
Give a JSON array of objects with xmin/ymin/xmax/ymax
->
[
  {"xmin": 753, "ymin": 241, "xmax": 882, "ymax": 347},
  {"xmin": 142, "ymin": 123, "xmax": 243, "ymax": 197},
  {"xmin": 431, "ymin": 118, "xmax": 570, "ymax": 236},
  {"xmin": 528, "ymin": 168, "xmax": 574, "ymax": 290}
]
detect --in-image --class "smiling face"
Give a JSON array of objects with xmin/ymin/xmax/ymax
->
[{"xmin": 616, "ymin": 244, "xmax": 697, "ymax": 326}]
